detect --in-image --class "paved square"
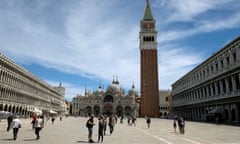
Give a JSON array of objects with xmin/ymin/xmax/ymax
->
[{"xmin": 0, "ymin": 117, "xmax": 240, "ymax": 144}]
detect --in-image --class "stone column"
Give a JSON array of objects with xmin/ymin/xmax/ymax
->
[
  {"xmin": 232, "ymin": 76, "xmax": 237, "ymax": 92},
  {"xmin": 214, "ymin": 82, "xmax": 218, "ymax": 95},
  {"xmin": 206, "ymin": 86, "xmax": 210, "ymax": 98},
  {"xmin": 210, "ymin": 84, "xmax": 213, "ymax": 98},
  {"xmin": 220, "ymin": 80, "xmax": 224, "ymax": 95}
]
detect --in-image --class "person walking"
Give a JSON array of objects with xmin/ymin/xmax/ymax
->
[
  {"xmin": 98, "ymin": 115, "xmax": 104, "ymax": 143},
  {"xmin": 11, "ymin": 115, "xmax": 22, "ymax": 140},
  {"xmin": 177, "ymin": 117, "xmax": 185, "ymax": 134},
  {"xmin": 108, "ymin": 116, "xmax": 115, "ymax": 135},
  {"xmin": 146, "ymin": 116, "xmax": 151, "ymax": 128},
  {"xmin": 173, "ymin": 119, "xmax": 177, "ymax": 133},
  {"xmin": 103, "ymin": 116, "xmax": 107, "ymax": 136},
  {"xmin": 31, "ymin": 114, "xmax": 37, "ymax": 129},
  {"xmin": 34, "ymin": 115, "xmax": 44, "ymax": 140},
  {"xmin": 86, "ymin": 115, "xmax": 95, "ymax": 143},
  {"xmin": 7, "ymin": 114, "xmax": 13, "ymax": 131}
]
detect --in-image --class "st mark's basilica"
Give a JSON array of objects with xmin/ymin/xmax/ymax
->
[{"xmin": 72, "ymin": 78, "xmax": 139, "ymax": 117}]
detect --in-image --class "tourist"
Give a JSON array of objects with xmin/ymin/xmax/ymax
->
[
  {"xmin": 31, "ymin": 114, "xmax": 37, "ymax": 129},
  {"xmin": 86, "ymin": 114, "xmax": 95, "ymax": 143},
  {"xmin": 177, "ymin": 116, "xmax": 185, "ymax": 134},
  {"xmin": 98, "ymin": 115, "xmax": 104, "ymax": 143},
  {"xmin": 173, "ymin": 119, "xmax": 177, "ymax": 133},
  {"xmin": 120, "ymin": 115, "xmax": 124, "ymax": 123},
  {"xmin": 108, "ymin": 115, "xmax": 115, "ymax": 135},
  {"xmin": 11, "ymin": 115, "xmax": 22, "ymax": 140},
  {"xmin": 103, "ymin": 116, "xmax": 107, "ymax": 135},
  {"xmin": 146, "ymin": 116, "xmax": 151, "ymax": 128},
  {"xmin": 7, "ymin": 114, "xmax": 13, "ymax": 131},
  {"xmin": 34, "ymin": 115, "xmax": 44, "ymax": 140},
  {"xmin": 51, "ymin": 117, "xmax": 55, "ymax": 124}
]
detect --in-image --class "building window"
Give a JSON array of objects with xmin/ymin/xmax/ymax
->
[
  {"xmin": 215, "ymin": 63, "xmax": 218, "ymax": 71},
  {"xmin": 226, "ymin": 57, "xmax": 230, "ymax": 65},
  {"xmin": 221, "ymin": 60, "xmax": 224, "ymax": 68},
  {"xmin": 232, "ymin": 53, "xmax": 237, "ymax": 62}
]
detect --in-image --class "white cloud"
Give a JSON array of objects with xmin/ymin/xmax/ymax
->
[
  {"xmin": 1, "ymin": 0, "xmax": 239, "ymax": 99},
  {"xmin": 155, "ymin": 0, "xmax": 237, "ymax": 22},
  {"xmin": 158, "ymin": 44, "xmax": 204, "ymax": 89},
  {"xmin": 158, "ymin": 12, "xmax": 240, "ymax": 44}
]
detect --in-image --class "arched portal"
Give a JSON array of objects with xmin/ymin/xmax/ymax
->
[
  {"xmin": 104, "ymin": 95, "xmax": 114, "ymax": 103},
  {"xmin": 231, "ymin": 108, "xmax": 236, "ymax": 121},
  {"xmin": 94, "ymin": 105, "xmax": 100, "ymax": 116},
  {"xmin": 4, "ymin": 105, "xmax": 8, "ymax": 111},
  {"xmin": 103, "ymin": 103, "xmax": 113, "ymax": 116},
  {"xmin": 86, "ymin": 106, "xmax": 92, "ymax": 116},
  {"xmin": 0, "ymin": 104, "xmax": 3, "ymax": 111}
]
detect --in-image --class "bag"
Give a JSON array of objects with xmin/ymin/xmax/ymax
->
[{"xmin": 19, "ymin": 124, "xmax": 21, "ymax": 128}]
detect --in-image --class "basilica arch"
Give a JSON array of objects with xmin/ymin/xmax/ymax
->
[
  {"xmin": 86, "ymin": 106, "xmax": 92, "ymax": 116},
  {"xmin": 94, "ymin": 105, "xmax": 100, "ymax": 116},
  {"xmin": 104, "ymin": 95, "xmax": 114, "ymax": 103},
  {"xmin": 103, "ymin": 103, "xmax": 113, "ymax": 116}
]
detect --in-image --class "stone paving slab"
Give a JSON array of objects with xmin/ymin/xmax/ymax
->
[{"xmin": 0, "ymin": 117, "xmax": 240, "ymax": 144}]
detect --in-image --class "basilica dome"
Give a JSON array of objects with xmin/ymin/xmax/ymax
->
[
  {"xmin": 128, "ymin": 84, "xmax": 137, "ymax": 96},
  {"xmin": 107, "ymin": 78, "xmax": 122, "ymax": 93},
  {"xmin": 96, "ymin": 85, "xmax": 104, "ymax": 93}
]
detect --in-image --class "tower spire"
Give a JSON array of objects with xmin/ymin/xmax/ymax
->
[{"xmin": 143, "ymin": 0, "xmax": 154, "ymax": 21}]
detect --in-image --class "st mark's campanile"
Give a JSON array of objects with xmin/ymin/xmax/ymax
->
[{"xmin": 139, "ymin": 0, "xmax": 159, "ymax": 117}]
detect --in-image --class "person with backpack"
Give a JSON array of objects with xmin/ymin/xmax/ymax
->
[{"xmin": 86, "ymin": 115, "xmax": 95, "ymax": 143}]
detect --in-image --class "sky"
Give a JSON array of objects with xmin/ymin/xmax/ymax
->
[{"xmin": 1, "ymin": 0, "xmax": 240, "ymax": 101}]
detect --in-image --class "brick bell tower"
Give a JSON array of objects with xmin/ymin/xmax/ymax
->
[{"xmin": 139, "ymin": 0, "xmax": 159, "ymax": 117}]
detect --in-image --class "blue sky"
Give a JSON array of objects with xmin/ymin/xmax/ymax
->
[{"xmin": 1, "ymin": 0, "xmax": 240, "ymax": 101}]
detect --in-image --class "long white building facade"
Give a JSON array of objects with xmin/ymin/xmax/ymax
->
[
  {"xmin": 0, "ymin": 54, "xmax": 66, "ymax": 116},
  {"xmin": 172, "ymin": 36, "xmax": 240, "ymax": 123},
  {"xmin": 72, "ymin": 78, "xmax": 139, "ymax": 117}
]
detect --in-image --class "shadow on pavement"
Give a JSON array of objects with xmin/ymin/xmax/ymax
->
[
  {"xmin": 1, "ymin": 138, "xmax": 13, "ymax": 141},
  {"xmin": 77, "ymin": 140, "xmax": 90, "ymax": 143},
  {"xmin": 24, "ymin": 138, "xmax": 37, "ymax": 141}
]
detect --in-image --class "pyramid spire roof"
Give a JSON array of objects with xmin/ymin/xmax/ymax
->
[{"xmin": 143, "ymin": 0, "xmax": 154, "ymax": 21}]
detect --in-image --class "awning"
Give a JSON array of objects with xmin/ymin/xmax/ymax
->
[
  {"xmin": 34, "ymin": 108, "xmax": 42, "ymax": 114},
  {"xmin": 209, "ymin": 108, "xmax": 223, "ymax": 114},
  {"xmin": 0, "ymin": 111, "xmax": 10, "ymax": 114},
  {"xmin": 49, "ymin": 110, "xmax": 57, "ymax": 114}
]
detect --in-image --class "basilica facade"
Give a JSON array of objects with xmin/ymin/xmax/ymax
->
[{"xmin": 72, "ymin": 78, "xmax": 139, "ymax": 117}]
